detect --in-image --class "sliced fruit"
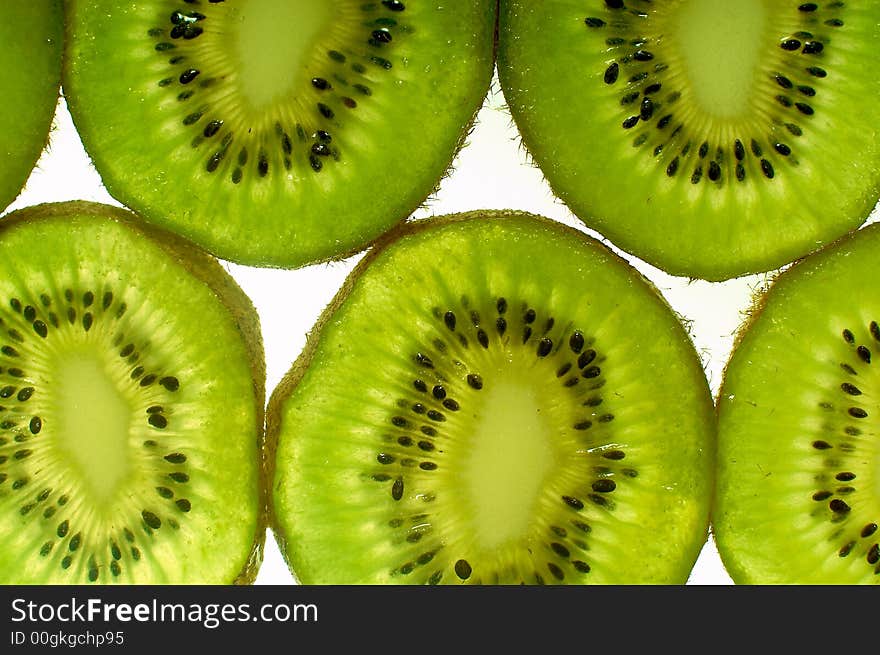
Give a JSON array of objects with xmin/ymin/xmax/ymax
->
[
  {"xmin": 268, "ymin": 210, "xmax": 715, "ymax": 584},
  {"xmin": 0, "ymin": 201, "xmax": 265, "ymax": 584}
]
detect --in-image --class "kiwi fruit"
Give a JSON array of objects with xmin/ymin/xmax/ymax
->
[
  {"xmin": 0, "ymin": 1, "xmax": 63, "ymax": 213},
  {"xmin": 267, "ymin": 210, "xmax": 715, "ymax": 584},
  {"xmin": 0, "ymin": 201, "xmax": 265, "ymax": 584},
  {"xmin": 497, "ymin": 1, "xmax": 880, "ymax": 281},
  {"xmin": 715, "ymin": 223, "xmax": 880, "ymax": 584},
  {"xmin": 62, "ymin": 0, "xmax": 496, "ymax": 268}
]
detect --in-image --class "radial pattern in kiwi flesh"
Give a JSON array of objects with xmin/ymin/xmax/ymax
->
[
  {"xmin": 0, "ymin": 202, "xmax": 265, "ymax": 584},
  {"xmin": 497, "ymin": 0, "xmax": 880, "ymax": 281},
  {"xmin": 716, "ymin": 223, "xmax": 880, "ymax": 584},
  {"xmin": 0, "ymin": 1, "xmax": 63, "ymax": 213},
  {"xmin": 268, "ymin": 211, "xmax": 715, "ymax": 585},
  {"xmin": 63, "ymin": 0, "xmax": 496, "ymax": 268}
]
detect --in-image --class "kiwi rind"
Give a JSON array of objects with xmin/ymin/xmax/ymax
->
[
  {"xmin": 0, "ymin": 201, "xmax": 266, "ymax": 584},
  {"xmin": 496, "ymin": 1, "xmax": 880, "ymax": 281},
  {"xmin": 0, "ymin": 1, "xmax": 63, "ymax": 213},
  {"xmin": 61, "ymin": 1, "xmax": 498, "ymax": 269},
  {"xmin": 714, "ymin": 223, "xmax": 880, "ymax": 584},
  {"xmin": 267, "ymin": 210, "xmax": 716, "ymax": 584}
]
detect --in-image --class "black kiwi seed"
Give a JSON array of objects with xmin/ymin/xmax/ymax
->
[
  {"xmin": 592, "ymin": 479, "xmax": 616, "ymax": 493},
  {"xmin": 391, "ymin": 477, "xmax": 404, "ymax": 500},
  {"xmin": 179, "ymin": 69, "xmax": 200, "ymax": 84},
  {"xmin": 604, "ymin": 63, "xmax": 619, "ymax": 85},
  {"xmin": 203, "ymin": 120, "xmax": 222, "ymax": 137},
  {"xmin": 578, "ymin": 349, "xmax": 597, "ymax": 368},
  {"xmin": 454, "ymin": 559, "xmax": 472, "ymax": 580},
  {"xmin": 160, "ymin": 376, "xmax": 180, "ymax": 392},
  {"xmin": 547, "ymin": 562, "xmax": 565, "ymax": 580},
  {"xmin": 142, "ymin": 510, "xmax": 162, "ymax": 529},
  {"xmin": 466, "ymin": 374, "xmax": 483, "ymax": 390},
  {"xmin": 829, "ymin": 499, "xmax": 851, "ymax": 514}
]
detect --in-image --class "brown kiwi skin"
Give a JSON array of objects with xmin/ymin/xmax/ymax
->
[
  {"xmin": 0, "ymin": 201, "xmax": 267, "ymax": 584},
  {"xmin": 265, "ymin": 209, "xmax": 715, "ymax": 582}
]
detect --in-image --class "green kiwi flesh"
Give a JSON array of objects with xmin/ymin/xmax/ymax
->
[
  {"xmin": 63, "ymin": 0, "xmax": 496, "ymax": 268},
  {"xmin": 0, "ymin": 1, "xmax": 63, "ymax": 213},
  {"xmin": 497, "ymin": 0, "xmax": 880, "ymax": 281},
  {"xmin": 0, "ymin": 201, "xmax": 265, "ymax": 584},
  {"xmin": 268, "ymin": 211, "xmax": 715, "ymax": 584},
  {"xmin": 715, "ymin": 223, "xmax": 880, "ymax": 584}
]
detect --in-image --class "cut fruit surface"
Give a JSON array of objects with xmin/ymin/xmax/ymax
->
[
  {"xmin": 497, "ymin": 0, "xmax": 880, "ymax": 281},
  {"xmin": 716, "ymin": 223, "xmax": 880, "ymax": 584},
  {"xmin": 0, "ymin": 202, "xmax": 265, "ymax": 584},
  {"xmin": 268, "ymin": 211, "xmax": 715, "ymax": 584},
  {"xmin": 63, "ymin": 0, "xmax": 496, "ymax": 268},
  {"xmin": 0, "ymin": 1, "xmax": 63, "ymax": 213}
]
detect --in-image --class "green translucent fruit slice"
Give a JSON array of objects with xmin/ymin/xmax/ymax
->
[
  {"xmin": 0, "ymin": 202, "xmax": 265, "ymax": 584},
  {"xmin": 63, "ymin": 0, "xmax": 496, "ymax": 268},
  {"xmin": 497, "ymin": 0, "xmax": 880, "ymax": 281},
  {"xmin": 0, "ymin": 1, "xmax": 63, "ymax": 213},
  {"xmin": 268, "ymin": 211, "xmax": 715, "ymax": 584},
  {"xmin": 716, "ymin": 223, "xmax": 880, "ymax": 584}
]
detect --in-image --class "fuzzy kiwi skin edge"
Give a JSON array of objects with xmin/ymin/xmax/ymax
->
[
  {"xmin": 0, "ymin": 201, "xmax": 268, "ymax": 585},
  {"xmin": 265, "ymin": 210, "xmax": 716, "ymax": 584}
]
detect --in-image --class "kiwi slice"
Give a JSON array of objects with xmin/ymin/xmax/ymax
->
[
  {"xmin": 62, "ymin": 0, "xmax": 496, "ymax": 268},
  {"xmin": 715, "ymin": 223, "xmax": 880, "ymax": 584},
  {"xmin": 0, "ymin": 201, "xmax": 265, "ymax": 584},
  {"xmin": 0, "ymin": 1, "xmax": 63, "ymax": 213},
  {"xmin": 497, "ymin": 1, "xmax": 880, "ymax": 281},
  {"xmin": 267, "ymin": 211, "xmax": 714, "ymax": 584}
]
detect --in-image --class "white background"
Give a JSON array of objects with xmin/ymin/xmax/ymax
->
[{"xmin": 10, "ymin": 75, "xmax": 878, "ymax": 585}]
